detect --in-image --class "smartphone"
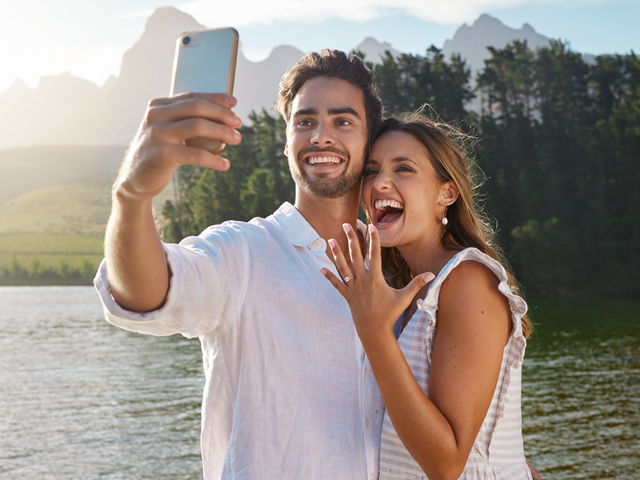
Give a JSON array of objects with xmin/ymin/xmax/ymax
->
[{"xmin": 170, "ymin": 27, "xmax": 239, "ymax": 154}]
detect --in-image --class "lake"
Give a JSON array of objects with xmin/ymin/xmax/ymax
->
[{"xmin": 0, "ymin": 287, "xmax": 638, "ymax": 479}]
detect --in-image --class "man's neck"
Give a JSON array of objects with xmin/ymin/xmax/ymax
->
[{"xmin": 294, "ymin": 187, "xmax": 362, "ymax": 267}]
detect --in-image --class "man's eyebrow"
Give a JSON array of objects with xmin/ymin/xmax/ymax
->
[
  {"xmin": 292, "ymin": 108, "xmax": 318, "ymax": 117},
  {"xmin": 328, "ymin": 107, "xmax": 360, "ymax": 117}
]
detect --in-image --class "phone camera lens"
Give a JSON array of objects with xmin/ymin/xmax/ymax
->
[{"xmin": 182, "ymin": 36, "xmax": 191, "ymax": 45}]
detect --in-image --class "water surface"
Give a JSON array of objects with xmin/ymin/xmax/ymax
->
[
  {"xmin": 1, "ymin": 288, "xmax": 638, "ymax": 479},
  {"xmin": 0, "ymin": 287, "xmax": 204, "ymax": 479}
]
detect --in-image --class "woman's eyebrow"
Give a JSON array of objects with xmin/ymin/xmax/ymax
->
[{"xmin": 391, "ymin": 156, "xmax": 418, "ymax": 166}]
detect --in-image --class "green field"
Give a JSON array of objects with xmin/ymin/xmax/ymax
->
[{"xmin": 0, "ymin": 172, "xmax": 175, "ymax": 285}]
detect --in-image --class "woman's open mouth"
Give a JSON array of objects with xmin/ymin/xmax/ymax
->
[{"xmin": 374, "ymin": 199, "xmax": 404, "ymax": 226}]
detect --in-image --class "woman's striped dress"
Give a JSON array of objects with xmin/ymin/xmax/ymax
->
[{"xmin": 379, "ymin": 248, "xmax": 533, "ymax": 480}]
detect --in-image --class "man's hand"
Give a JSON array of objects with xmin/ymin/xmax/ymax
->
[
  {"xmin": 114, "ymin": 92, "xmax": 242, "ymax": 202},
  {"xmin": 105, "ymin": 92, "xmax": 242, "ymax": 313}
]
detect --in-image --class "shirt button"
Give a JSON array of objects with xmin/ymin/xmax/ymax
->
[
  {"xmin": 364, "ymin": 366, "xmax": 368, "ymax": 374},
  {"xmin": 313, "ymin": 239, "xmax": 322, "ymax": 248},
  {"xmin": 370, "ymin": 474, "xmax": 374, "ymax": 480},
  {"xmin": 365, "ymin": 419, "xmax": 370, "ymax": 427}
]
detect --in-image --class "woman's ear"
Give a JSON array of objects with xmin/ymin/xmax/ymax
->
[
  {"xmin": 284, "ymin": 143, "xmax": 289, "ymax": 157},
  {"xmin": 440, "ymin": 180, "xmax": 459, "ymax": 206}
]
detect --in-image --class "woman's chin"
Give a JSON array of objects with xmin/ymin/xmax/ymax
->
[{"xmin": 378, "ymin": 231, "xmax": 400, "ymax": 249}]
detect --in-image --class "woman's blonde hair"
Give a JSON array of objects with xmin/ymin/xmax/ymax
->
[{"xmin": 369, "ymin": 108, "xmax": 533, "ymax": 338}]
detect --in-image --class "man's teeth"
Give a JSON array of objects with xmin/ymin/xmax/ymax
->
[
  {"xmin": 308, "ymin": 156, "xmax": 341, "ymax": 165},
  {"xmin": 375, "ymin": 199, "xmax": 404, "ymax": 210}
]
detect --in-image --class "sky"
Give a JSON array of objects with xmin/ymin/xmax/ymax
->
[{"xmin": 1, "ymin": 0, "xmax": 639, "ymax": 94}]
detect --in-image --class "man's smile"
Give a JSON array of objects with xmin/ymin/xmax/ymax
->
[{"xmin": 306, "ymin": 155, "xmax": 343, "ymax": 165}]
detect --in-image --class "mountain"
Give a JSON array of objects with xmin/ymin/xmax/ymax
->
[
  {"xmin": 442, "ymin": 14, "xmax": 551, "ymax": 75},
  {"xmin": 235, "ymin": 44, "xmax": 304, "ymax": 119},
  {"xmin": 33, "ymin": 8, "xmax": 206, "ymax": 147},
  {"xmin": 0, "ymin": 75, "xmax": 104, "ymax": 148},
  {"xmin": 0, "ymin": 145, "xmax": 126, "ymax": 204},
  {"xmin": 0, "ymin": 7, "xmax": 304, "ymax": 149},
  {"xmin": 0, "ymin": 10, "xmax": 595, "ymax": 152},
  {"xmin": 355, "ymin": 37, "xmax": 402, "ymax": 63}
]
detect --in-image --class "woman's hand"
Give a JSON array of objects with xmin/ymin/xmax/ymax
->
[{"xmin": 321, "ymin": 223, "xmax": 434, "ymax": 345}]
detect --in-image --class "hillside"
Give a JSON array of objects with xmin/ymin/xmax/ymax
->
[
  {"xmin": 0, "ymin": 172, "xmax": 174, "ymax": 236},
  {"xmin": 0, "ymin": 145, "xmax": 127, "ymax": 204},
  {"xmin": 0, "ymin": 173, "xmax": 174, "ymax": 285}
]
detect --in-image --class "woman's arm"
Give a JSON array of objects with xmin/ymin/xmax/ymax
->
[
  {"xmin": 368, "ymin": 261, "xmax": 511, "ymax": 480},
  {"xmin": 323, "ymin": 224, "xmax": 512, "ymax": 480}
]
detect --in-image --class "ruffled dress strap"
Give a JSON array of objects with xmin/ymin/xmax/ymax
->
[{"xmin": 419, "ymin": 248, "xmax": 530, "ymax": 474}]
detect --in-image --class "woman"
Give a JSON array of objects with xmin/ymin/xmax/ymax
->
[{"xmin": 321, "ymin": 112, "xmax": 535, "ymax": 480}]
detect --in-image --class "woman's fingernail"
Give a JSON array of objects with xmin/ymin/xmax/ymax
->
[
  {"xmin": 226, "ymin": 95, "xmax": 235, "ymax": 105},
  {"xmin": 320, "ymin": 268, "xmax": 328, "ymax": 275},
  {"xmin": 233, "ymin": 131, "xmax": 241, "ymax": 140},
  {"xmin": 343, "ymin": 223, "xmax": 352, "ymax": 233},
  {"xmin": 369, "ymin": 224, "xmax": 375, "ymax": 234},
  {"xmin": 328, "ymin": 239, "xmax": 337, "ymax": 248},
  {"xmin": 422, "ymin": 272, "xmax": 435, "ymax": 282}
]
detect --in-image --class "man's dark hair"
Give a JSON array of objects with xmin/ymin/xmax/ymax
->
[{"xmin": 275, "ymin": 49, "xmax": 383, "ymax": 141}]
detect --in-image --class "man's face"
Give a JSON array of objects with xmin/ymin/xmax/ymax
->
[{"xmin": 284, "ymin": 76, "xmax": 368, "ymax": 199}]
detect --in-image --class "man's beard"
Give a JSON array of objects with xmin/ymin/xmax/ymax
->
[{"xmin": 290, "ymin": 146, "xmax": 364, "ymax": 199}]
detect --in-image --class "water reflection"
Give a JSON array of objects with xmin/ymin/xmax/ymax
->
[{"xmin": 523, "ymin": 299, "xmax": 640, "ymax": 480}]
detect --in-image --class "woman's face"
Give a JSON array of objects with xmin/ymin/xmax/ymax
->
[{"xmin": 363, "ymin": 130, "xmax": 452, "ymax": 249}]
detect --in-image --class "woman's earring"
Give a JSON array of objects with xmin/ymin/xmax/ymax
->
[{"xmin": 442, "ymin": 207, "xmax": 448, "ymax": 226}]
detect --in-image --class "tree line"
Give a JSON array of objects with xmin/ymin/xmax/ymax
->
[
  {"xmin": 4, "ymin": 254, "xmax": 97, "ymax": 281},
  {"xmin": 162, "ymin": 41, "xmax": 640, "ymax": 297}
]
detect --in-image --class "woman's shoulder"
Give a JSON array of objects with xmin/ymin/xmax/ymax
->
[
  {"xmin": 445, "ymin": 253, "xmax": 501, "ymax": 291},
  {"xmin": 440, "ymin": 255, "xmax": 506, "ymax": 306},
  {"xmin": 424, "ymin": 248, "xmax": 505, "ymax": 299}
]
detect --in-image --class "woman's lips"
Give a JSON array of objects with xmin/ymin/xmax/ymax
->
[{"xmin": 374, "ymin": 199, "xmax": 404, "ymax": 226}]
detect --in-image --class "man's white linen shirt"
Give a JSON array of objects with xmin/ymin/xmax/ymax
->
[{"xmin": 94, "ymin": 202, "xmax": 384, "ymax": 480}]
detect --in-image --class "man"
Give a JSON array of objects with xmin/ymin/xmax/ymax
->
[
  {"xmin": 96, "ymin": 49, "xmax": 397, "ymax": 480},
  {"xmin": 95, "ymin": 49, "xmax": 544, "ymax": 480}
]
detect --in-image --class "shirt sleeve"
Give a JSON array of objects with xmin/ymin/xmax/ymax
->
[{"xmin": 94, "ymin": 222, "xmax": 250, "ymax": 338}]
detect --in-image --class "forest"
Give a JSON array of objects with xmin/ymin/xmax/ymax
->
[{"xmin": 162, "ymin": 40, "xmax": 640, "ymax": 297}]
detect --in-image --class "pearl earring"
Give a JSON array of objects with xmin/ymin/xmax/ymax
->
[{"xmin": 442, "ymin": 207, "xmax": 448, "ymax": 226}]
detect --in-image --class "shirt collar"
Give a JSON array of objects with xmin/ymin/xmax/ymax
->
[
  {"xmin": 271, "ymin": 201, "xmax": 367, "ymax": 248},
  {"xmin": 271, "ymin": 202, "xmax": 322, "ymax": 247}
]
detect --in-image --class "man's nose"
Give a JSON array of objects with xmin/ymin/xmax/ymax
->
[{"xmin": 311, "ymin": 121, "xmax": 335, "ymax": 145}]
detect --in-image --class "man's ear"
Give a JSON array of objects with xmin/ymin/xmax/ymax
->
[
  {"xmin": 440, "ymin": 181, "xmax": 459, "ymax": 206},
  {"xmin": 284, "ymin": 143, "xmax": 289, "ymax": 157}
]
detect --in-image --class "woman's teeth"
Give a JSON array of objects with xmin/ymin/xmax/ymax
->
[
  {"xmin": 375, "ymin": 199, "xmax": 404, "ymax": 210},
  {"xmin": 308, "ymin": 156, "xmax": 341, "ymax": 165},
  {"xmin": 375, "ymin": 199, "xmax": 404, "ymax": 225}
]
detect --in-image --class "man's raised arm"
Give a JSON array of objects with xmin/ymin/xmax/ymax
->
[{"xmin": 105, "ymin": 93, "xmax": 242, "ymax": 312}]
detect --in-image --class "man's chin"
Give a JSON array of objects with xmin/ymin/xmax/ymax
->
[{"xmin": 297, "ymin": 176, "xmax": 360, "ymax": 199}]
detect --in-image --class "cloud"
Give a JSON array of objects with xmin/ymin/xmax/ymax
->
[
  {"xmin": 175, "ymin": 0, "xmax": 535, "ymax": 26},
  {"xmin": 175, "ymin": 0, "xmax": 617, "ymax": 27},
  {"xmin": 118, "ymin": 9, "xmax": 156, "ymax": 19}
]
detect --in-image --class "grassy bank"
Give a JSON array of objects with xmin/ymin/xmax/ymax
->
[{"xmin": 0, "ymin": 233, "xmax": 103, "ymax": 285}]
